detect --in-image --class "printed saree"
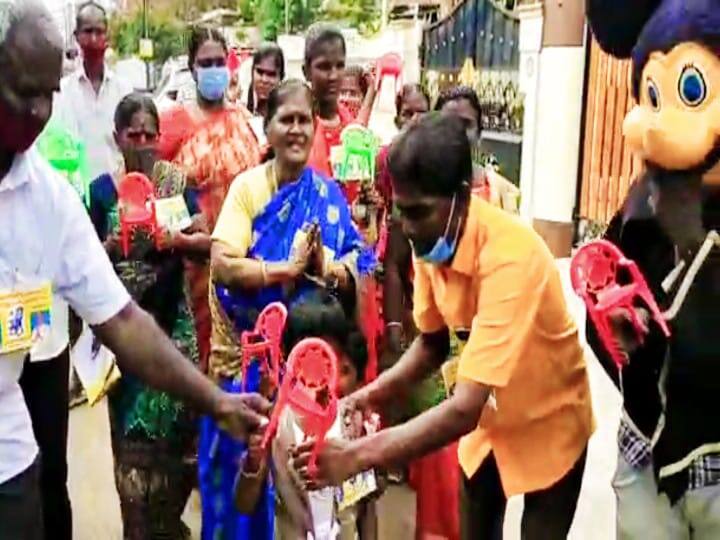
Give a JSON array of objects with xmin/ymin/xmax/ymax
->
[{"xmin": 88, "ymin": 161, "xmax": 199, "ymax": 540}]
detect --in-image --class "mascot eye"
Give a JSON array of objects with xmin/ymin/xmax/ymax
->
[
  {"xmin": 646, "ymin": 79, "xmax": 660, "ymax": 111},
  {"xmin": 679, "ymin": 65, "xmax": 707, "ymax": 107}
]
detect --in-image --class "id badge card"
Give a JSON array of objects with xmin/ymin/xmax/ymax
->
[
  {"xmin": 335, "ymin": 469, "xmax": 378, "ymax": 512},
  {"xmin": 0, "ymin": 281, "xmax": 52, "ymax": 354},
  {"xmin": 156, "ymin": 195, "xmax": 192, "ymax": 233}
]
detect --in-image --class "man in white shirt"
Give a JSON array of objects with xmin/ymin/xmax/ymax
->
[
  {"xmin": 0, "ymin": 3, "xmax": 270, "ymax": 538},
  {"xmin": 53, "ymin": 1, "xmax": 132, "ymax": 179}
]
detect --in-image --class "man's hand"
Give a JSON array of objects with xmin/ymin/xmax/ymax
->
[
  {"xmin": 214, "ymin": 392, "xmax": 272, "ymax": 441},
  {"xmin": 291, "ymin": 438, "xmax": 362, "ymax": 490},
  {"xmin": 608, "ymin": 306, "xmax": 651, "ymax": 356}
]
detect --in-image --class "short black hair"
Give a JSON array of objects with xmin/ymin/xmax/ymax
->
[
  {"xmin": 304, "ymin": 23, "xmax": 346, "ymax": 67},
  {"xmin": 343, "ymin": 65, "xmax": 368, "ymax": 97},
  {"xmin": 388, "ymin": 113, "xmax": 472, "ymax": 197},
  {"xmin": 188, "ymin": 26, "xmax": 227, "ymax": 68},
  {"xmin": 284, "ymin": 291, "xmax": 368, "ymax": 378},
  {"xmin": 264, "ymin": 78, "xmax": 313, "ymax": 129},
  {"xmin": 248, "ymin": 42, "xmax": 286, "ymax": 114},
  {"xmin": 395, "ymin": 83, "xmax": 430, "ymax": 115},
  {"xmin": 114, "ymin": 92, "xmax": 159, "ymax": 133},
  {"xmin": 75, "ymin": 1, "xmax": 107, "ymax": 30},
  {"xmin": 434, "ymin": 85, "xmax": 483, "ymax": 126}
]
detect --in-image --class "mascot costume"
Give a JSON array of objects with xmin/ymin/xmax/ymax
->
[{"xmin": 583, "ymin": 0, "xmax": 720, "ymax": 537}]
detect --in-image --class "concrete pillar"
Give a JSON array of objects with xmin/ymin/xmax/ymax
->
[
  {"xmin": 518, "ymin": 0, "xmax": 587, "ymax": 257},
  {"xmin": 517, "ymin": 2, "xmax": 544, "ymax": 221}
]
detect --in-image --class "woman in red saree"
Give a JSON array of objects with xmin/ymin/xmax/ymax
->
[{"xmin": 158, "ymin": 27, "xmax": 262, "ymax": 372}]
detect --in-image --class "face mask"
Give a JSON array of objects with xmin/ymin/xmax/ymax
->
[
  {"xmin": 415, "ymin": 192, "xmax": 463, "ymax": 264},
  {"xmin": 197, "ymin": 66, "xmax": 229, "ymax": 101}
]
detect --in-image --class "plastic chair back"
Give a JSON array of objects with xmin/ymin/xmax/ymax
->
[
  {"xmin": 339, "ymin": 124, "xmax": 377, "ymax": 183},
  {"xmin": 376, "ymin": 53, "xmax": 403, "ymax": 92},
  {"xmin": 37, "ymin": 123, "xmax": 91, "ymax": 206},
  {"xmin": 570, "ymin": 240, "xmax": 670, "ymax": 370},
  {"xmin": 240, "ymin": 302, "xmax": 288, "ymax": 393},
  {"xmin": 117, "ymin": 172, "xmax": 158, "ymax": 257},
  {"xmin": 261, "ymin": 338, "xmax": 339, "ymax": 474}
]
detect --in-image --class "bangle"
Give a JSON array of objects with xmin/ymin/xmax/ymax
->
[
  {"xmin": 386, "ymin": 322, "xmax": 403, "ymax": 328},
  {"xmin": 260, "ymin": 261, "xmax": 268, "ymax": 286}
]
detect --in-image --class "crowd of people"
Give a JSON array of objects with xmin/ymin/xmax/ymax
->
[{"xmin": 10, "ymin": 0, "xmax": 700, "ymax": 540}]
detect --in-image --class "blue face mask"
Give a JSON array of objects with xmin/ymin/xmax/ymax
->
[
  {"xmin": 196, "ymin": 66, "xmax": 229, "ymax": 101},
  {"xmin": 416, "ymin": 192, "xmax": 462, "ymax": 265}
]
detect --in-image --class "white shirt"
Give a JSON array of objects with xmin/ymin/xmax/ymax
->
[
  {"xmin": 53, "ymin": 66, "xmax": 133, "ymax": 179},
  {"xmin": 0, "ymin": 147, "xmax": 130, "ymax": 484}
]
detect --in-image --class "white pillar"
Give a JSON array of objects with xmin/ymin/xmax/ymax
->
[
  {"xmin": 517, "ymin": 3, "xmax": 544, "ymax": 221},
  {"xmin": 531, "ymin": 44, "xmax": 587, "ymax": 224}
]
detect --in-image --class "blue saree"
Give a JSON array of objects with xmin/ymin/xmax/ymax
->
[{"xmin": 199, "ymin": 166, "xmax": 375, "ymax": 540}]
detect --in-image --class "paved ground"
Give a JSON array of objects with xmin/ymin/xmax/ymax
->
[{"xmin": 68, "ymin": 259, "xmax": 621, "ymax": 539}]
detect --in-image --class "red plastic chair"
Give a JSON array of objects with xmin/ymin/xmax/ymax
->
[
  {"xmin": 262, "ymin": 338, "xmax": 339, "ymax": 475},
  {"xmin": 570, "ymin": 240, "xmax": 671, "ymax": 370},
  {"xmin": 117, "ymin": 172, "xmax": 158, "ymax": 258},
  {"xmin": 240, "ymin": 302, "xmax": 288, "ymax": 393},
  {"xmin": 375, "ymin": 53, "xmax": 403, "ymax": 93}
]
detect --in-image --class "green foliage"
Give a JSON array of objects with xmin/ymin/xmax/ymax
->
[
  {"xmin": 110, "ymin": 10, "xmax": 186, "ymax": 65},
  {"xmin": 242, "ymin": 0, "xmax": 380, "ymax": 40}
]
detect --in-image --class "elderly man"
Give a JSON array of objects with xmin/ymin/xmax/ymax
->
[{"xmin": 0, "ymin": 3, "xmax": 269, "ymax": 539}]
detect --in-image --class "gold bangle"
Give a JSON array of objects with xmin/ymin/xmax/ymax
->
[{"xmin": 260, "ymin": 261, "xmax": 268, "ymax": 286}]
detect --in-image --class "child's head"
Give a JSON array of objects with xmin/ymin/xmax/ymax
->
[
  {"xmin": 339, "ymin": 65, "xmax": 368, "ymax": 117},
  {"xmin": 284, "ymin": 291, "xmax": 368, "ymax": 397},
  {"xmin": 303, "ymin": 23, "xmax": 347, "ymax": 108},
  {"xmin": 435, "ymin": 85, "xmax": 483, "ymax": 146},
  {"xmin": 395, "ymin": 83, "xmax": 430, "ymax": 131}
]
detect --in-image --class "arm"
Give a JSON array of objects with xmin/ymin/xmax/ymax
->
[
  {"xmin": 234, "ymin": 433, "xmax": 271, "ymax": 514},
  {"xmin": 93, "ymin": 302, "xmax": 224, "ymax": 414},
  {"xmin": 355, "ymin": 378, "xmax": 489, "ymax": 469},
  {"xmin": 382, "ymin": 220, "xmax": 412, "ymax": 361},
  {"xmin": 211, "ymin": 241, "xmax": 305, "ymax": 290},
  {"xmin": 355, "ymin": 70, "xmax": 378, "ymax": 127},
  {"xmin": 358, "ymin": 329, "xmax": 449, "ymax": 413}
]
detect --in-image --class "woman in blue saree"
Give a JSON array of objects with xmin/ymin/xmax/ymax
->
[{"xmin": 202, "ymin": 79, "xmax": 375, "ymax": 539}]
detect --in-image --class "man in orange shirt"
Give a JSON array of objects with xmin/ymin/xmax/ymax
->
[{"xmin": 294, "ymin": 114, "xmax": 594, "ymax": 538}]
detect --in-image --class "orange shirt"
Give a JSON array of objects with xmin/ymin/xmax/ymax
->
[{"xmin": 413, "ymin": 196, "xmax": 594, "ymax": 496}]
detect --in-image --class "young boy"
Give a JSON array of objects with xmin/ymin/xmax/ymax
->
[{"xmin": 235, "ymin": 292, "xmax": 372, "ymax": 539}]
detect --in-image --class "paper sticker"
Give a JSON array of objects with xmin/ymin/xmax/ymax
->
[
  {"xmin": 335, "ymin": 469, "xmax": 378, "ymax": 512},
  {"xmin": 0, "ymin": 283, "xmax": 52, "ymax": 354},
  {"xmin": 155, "ymin": 195, "xmax": 192, "ymax": 233}
]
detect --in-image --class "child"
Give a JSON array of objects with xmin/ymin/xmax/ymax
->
[
  {"xmin": 339, "ymin": 65, "xmax": 369, "ymax": 122},
  {"xmin": 235, "ymin": 292, "xmax": 373, "ymax": 539}
]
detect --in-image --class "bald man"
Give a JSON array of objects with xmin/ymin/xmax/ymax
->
[{"xmin": 0, "ymin": 3, "xmax": 270, "ymax": 538}]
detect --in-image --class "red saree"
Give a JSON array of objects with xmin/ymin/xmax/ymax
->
[{"xmin": 158, "ymin": 104, "xmax": 262, "ymax": 372}]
